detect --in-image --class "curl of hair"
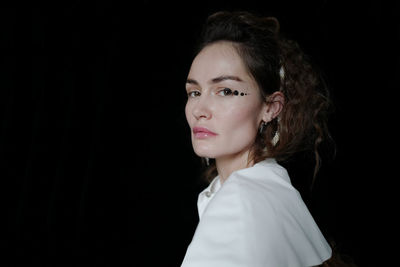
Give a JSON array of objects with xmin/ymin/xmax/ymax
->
[{"xmin": 196, "ymin": 11, "xmax": 333, "ymax": 184}]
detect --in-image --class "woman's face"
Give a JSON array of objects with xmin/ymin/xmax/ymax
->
[{"xmin": 185, "ymin": 41, "xmax": 267, "ymax": 160}]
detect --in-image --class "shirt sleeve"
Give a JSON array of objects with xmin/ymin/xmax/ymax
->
[{"xmin": 180, "ymin": 174, "xmax": 332, "ymax": 267}]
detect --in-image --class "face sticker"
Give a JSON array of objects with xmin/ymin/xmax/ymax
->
[{"xmin": 233, "ymin": 90, "xmax": 249, "ymax": 96}]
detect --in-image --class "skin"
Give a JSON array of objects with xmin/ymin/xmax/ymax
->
[{"xmin": 185, "ymin": 41, "xmax": 284, "ymax": 184}]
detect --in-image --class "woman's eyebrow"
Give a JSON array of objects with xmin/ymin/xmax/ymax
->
[
  {"xmin": 210, "ymin": 75, "xmax": 243, "ymax": 84},
  {"xmin": 186, "ymin": 75, "xmax": 243, "ymax": 86},
  {"xmin": 186, "ymin": 78, "xmax": 199, "ymax": 85}
]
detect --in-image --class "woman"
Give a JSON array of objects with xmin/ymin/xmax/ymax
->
[{"xmin": 181, "ymin": 11, "xmax": 333, "ymax": 267}]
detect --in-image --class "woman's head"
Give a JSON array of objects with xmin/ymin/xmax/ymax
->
[
  {"xmin": 185, "ymin": 41, "xmax": 284, "ymax": 161},
  {"xmin": 185, "ymin": 11, "xmax": 332, "ymax": 181}
]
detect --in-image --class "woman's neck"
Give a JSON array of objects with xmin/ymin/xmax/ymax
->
[{"xmin": 216, "ymin": 150, "xmax": 254, "ymax": 185}]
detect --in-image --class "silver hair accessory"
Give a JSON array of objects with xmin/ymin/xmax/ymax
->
[
  {"xmin": 279, "ymin": 64, "xmax": 285, "ymax": 90},
  {"xmin": 279, "ymin": 65, "xmax": 285, "ymax": 79}
]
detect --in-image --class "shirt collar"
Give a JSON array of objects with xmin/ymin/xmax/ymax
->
[{"xmin": 197, "ymin": 176, "xmax": 221, "ymax": 219}]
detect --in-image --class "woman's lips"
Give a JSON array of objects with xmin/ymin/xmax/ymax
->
[{"xmin": 193, "ymin": 127, "xmax": 218, "ymax": 139}]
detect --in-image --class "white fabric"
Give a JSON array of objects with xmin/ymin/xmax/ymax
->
[{"xmin": 181, "ymin": 158, "xmax": 332, "ymax": 267}]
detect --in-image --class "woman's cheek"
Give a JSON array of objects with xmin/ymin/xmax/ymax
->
[
  {"xmin": 219, "ymin": 104, "xmax": 253, "ymax": 127},
  {"xmin": 185, "ymin": 101, "xmax": 194, "ymax": 127},
  {"xmin": 219, "ymin": 104, "xmax": 260, "ymax": 148}
]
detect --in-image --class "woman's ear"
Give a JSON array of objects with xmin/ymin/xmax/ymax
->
[{"xmin": 261, "ymin": 91, "xmax": 285, "ymax": 122}]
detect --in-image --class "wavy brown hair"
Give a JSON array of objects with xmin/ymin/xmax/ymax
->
[{"xmin": 195, "ymin": 11, "xmax": 333, "ymax": 185}]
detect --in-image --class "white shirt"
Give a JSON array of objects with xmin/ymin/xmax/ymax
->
[{"xmin": 181, "ymin": 158, "xmax": 332, "ymax": 267}]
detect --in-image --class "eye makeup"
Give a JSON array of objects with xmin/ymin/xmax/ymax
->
[
  {"xmin": 233, "ymin": 89, "xmax": 249, "ymax": 96},
  {"xmin": 187, "ymin": 88, "xmax": 250, "ymax": 98},
  {"xmin": 217, "ymin": 88, "xmax": 250, "ymax": 97}
]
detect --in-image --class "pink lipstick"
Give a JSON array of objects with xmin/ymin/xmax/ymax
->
[{"xmin": 193, "ymin": 127, "xmax": 218, "ymax": 139}]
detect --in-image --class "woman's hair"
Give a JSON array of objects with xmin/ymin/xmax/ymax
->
[{"xmin": 195, "ymin": 11, "xmax": 333, "ymax": 184}]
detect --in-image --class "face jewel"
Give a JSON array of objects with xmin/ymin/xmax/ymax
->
[{"xmin": 233, "ymin": 90, "xmax": 249, "ymax": 96}]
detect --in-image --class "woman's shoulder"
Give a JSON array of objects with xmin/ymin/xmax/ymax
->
[
  {"xmin": 209, "ymin": 159, "xmax": 312, "ymax": 242},
  {"xmin": 232, "ymin": 158, "xmax": 293, "ymax": 187},
  {"xmin": 222, "ymin": 160, "xmax": 323, "ymax": 236},
  {"xmin": 200, "ymin": 159, "xmax": 332, "ymax": 266},
  {"xmin": 208, "ymin": 159, "xmax": 332, "ymax": 266},
  {"xmin": 224, "ymin": 159, "xmax": 301, "ymax": 207}
]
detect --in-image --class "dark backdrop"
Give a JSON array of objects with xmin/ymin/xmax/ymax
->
[{"xmin": 0, "ymin": 1, "xmax": 398, "ymax": 266}]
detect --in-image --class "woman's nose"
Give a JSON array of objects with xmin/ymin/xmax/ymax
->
[{"xmin": 192, "ymin": 96, "xmax": 212, "ymax": 120}]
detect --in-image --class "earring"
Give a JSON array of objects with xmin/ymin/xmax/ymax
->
[
  {"xmin": 259, "ymin": 121, "xmax": 267, "ymax": 134},
  {"xmin": 272, "ymin": 131, "xmax": 279, "ymax": 146},
  {"xmin": 205, "ymin": 157, "xmax": 210, "ymax": 166},
  {"xmin": 272, "ymin": 116, "xmax": 280, "ymax": 146}
]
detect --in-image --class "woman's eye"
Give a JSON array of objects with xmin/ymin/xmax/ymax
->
[
  {"xmin": 218, "ymin": 88, "xmax": 233, "ymax": 96},
  {"xmin": 187, "ymin": 91, "xmax": 201, "ymax": 98}
]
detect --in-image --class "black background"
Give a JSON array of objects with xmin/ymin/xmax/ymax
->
[{"xmin": 0, "ymin": 1, "xmax": 398, "ymax": 266}]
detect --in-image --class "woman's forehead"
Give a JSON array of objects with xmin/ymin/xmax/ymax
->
[
  {"xmin": 189, "ymin": 42, "xmax": 252, "ymax": 85},
  {"xmin": 187, "ymin": 43, "xmax": 261, "ymax": 97}
]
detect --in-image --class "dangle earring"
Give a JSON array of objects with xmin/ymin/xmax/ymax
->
[
  {"xmin": 272, "ymin": 117, "xmax": 280, "ymax": 146},
  {"xmin": 272, "ymin": 130, "xmax": 280, "ymax": 146},
  {"xmin": 259, "ymin": 119, "xmax": 280, "ymax": 146},
  {"xmin": 205, "ymin": 157, "xmax": 210, "ymax": 166},
  {"xmin": 259, "ymin": 121, "xmax": 267, "ymax": 134}
]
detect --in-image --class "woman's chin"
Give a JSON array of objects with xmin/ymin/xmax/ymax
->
[
  {"xmin": 194, "ymin": 149, "xmax": 215, "ymax": 159},
  {"xmin": 195, "ymin": 152, "xmax": 213, "ymax": 158}
]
